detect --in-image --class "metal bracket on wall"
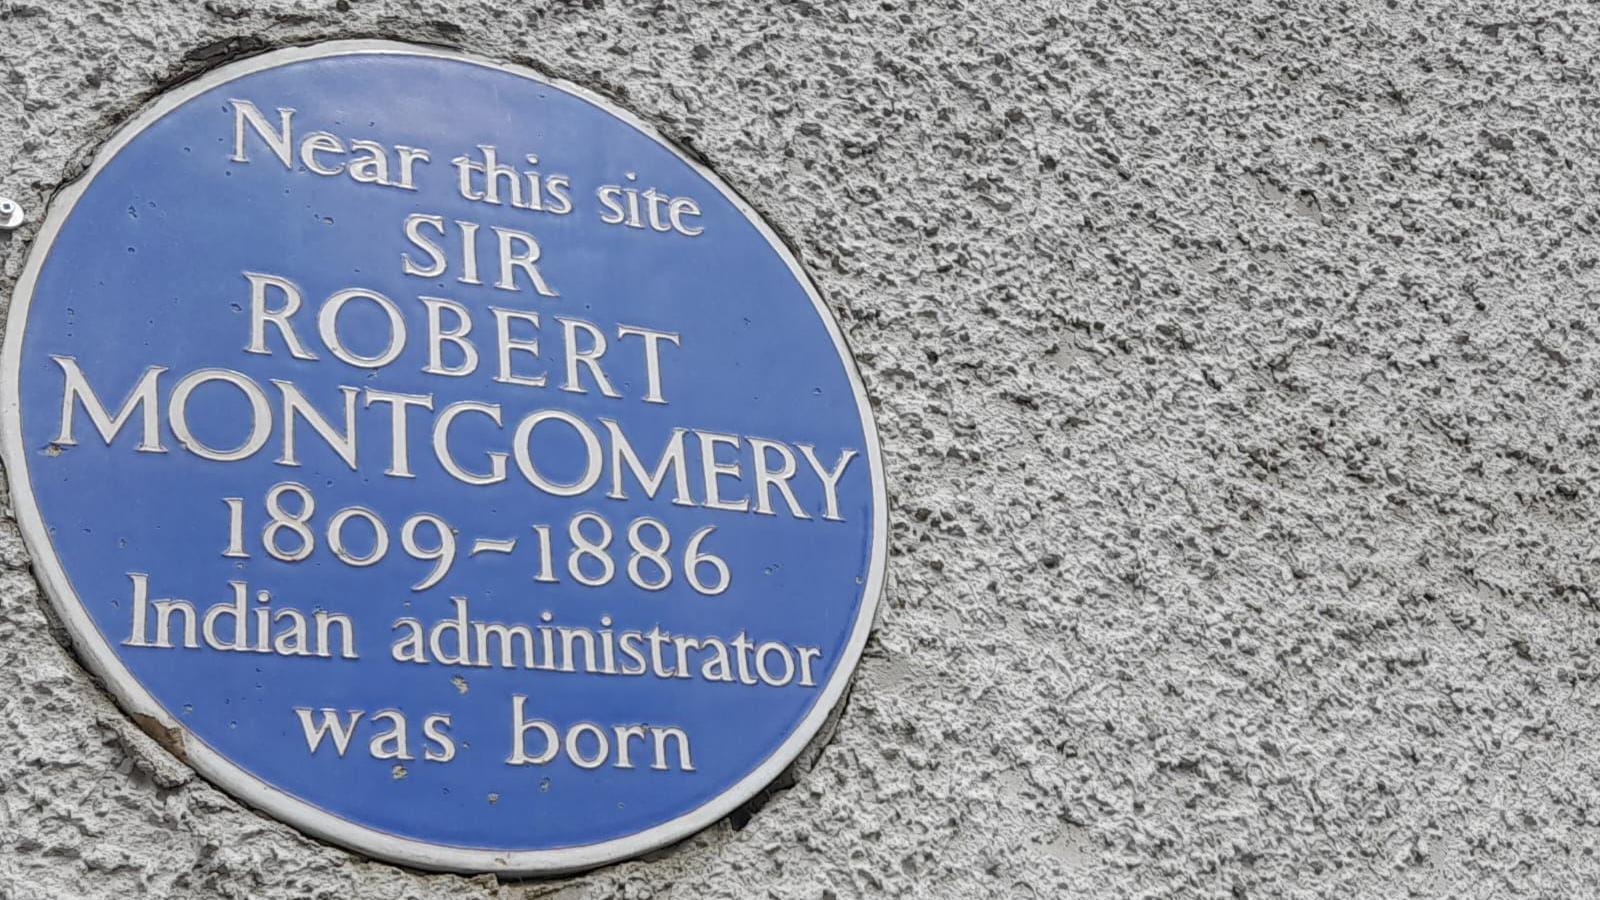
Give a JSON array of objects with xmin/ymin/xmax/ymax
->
[{"xmin": 1, "ymin": 197, "xmax": 23, "ymax": 230}]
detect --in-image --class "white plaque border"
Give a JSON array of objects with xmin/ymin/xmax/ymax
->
[{"xmin": 0, "ymin": 39, "xmax": 888, "ymax": 876}]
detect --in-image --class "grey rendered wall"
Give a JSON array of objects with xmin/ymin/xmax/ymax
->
[{"xmin": 3, "ymin": 1, "xmax": 1599, "ymax": 897}]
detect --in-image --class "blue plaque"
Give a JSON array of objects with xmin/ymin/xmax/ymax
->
[{"xmin": 0, "ymin": 41, "xmax": 884, "ymax": 873}]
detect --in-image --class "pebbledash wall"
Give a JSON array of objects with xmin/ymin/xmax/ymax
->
[{"xmin": 2, "ymin": 2, "xmax": 1599, "ymax": 898}]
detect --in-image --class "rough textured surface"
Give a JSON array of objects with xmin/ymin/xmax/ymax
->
[{"xmin": 3, "ymin": 1, "xmax": 1600, "ymax": 897}]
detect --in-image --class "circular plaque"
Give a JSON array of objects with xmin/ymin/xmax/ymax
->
[{"xmin": 1, "ymin": 41, "xmax": 884, "ymax": 873}]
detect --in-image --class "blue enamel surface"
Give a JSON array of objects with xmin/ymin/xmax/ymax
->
[{"xmin": 16, "ymin": 53, "xmax": 874, "ymax": 851}]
